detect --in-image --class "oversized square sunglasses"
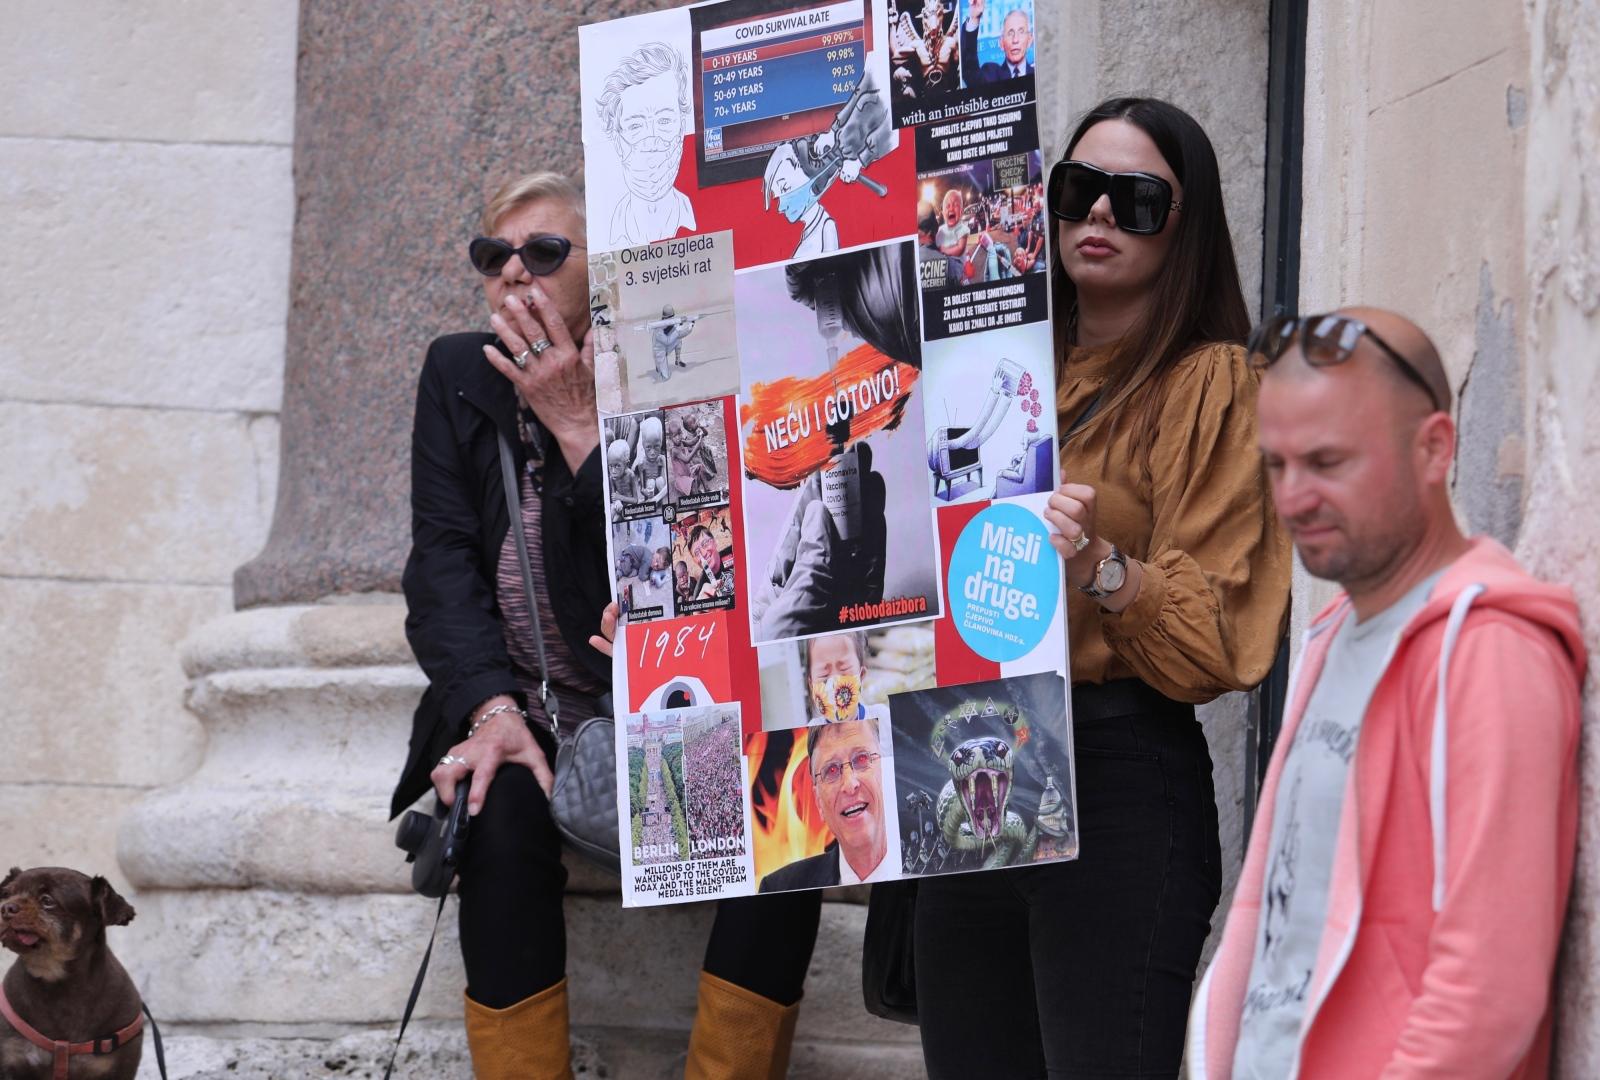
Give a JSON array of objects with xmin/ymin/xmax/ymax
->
[{"xmin": 1046, "ymin": 159, "xmax": 1183, "ymax": 236}]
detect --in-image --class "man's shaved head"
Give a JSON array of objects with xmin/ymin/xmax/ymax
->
[
  {"xmin": 1257, "ymin": 307, "xmax": 1462, "ymax": 611},
  {"xmin": 1341, "ymin": 306, "xmax": 1450, "ymax": 414}
]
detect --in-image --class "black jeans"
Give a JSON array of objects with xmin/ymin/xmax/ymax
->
[
  {"xmin": 457, "ymin": 726, "xmax": 823, "ymax": 1009},
  {"xmin": 913, "ymin": 681, "xmax": 1222, "ymax": 1079}
]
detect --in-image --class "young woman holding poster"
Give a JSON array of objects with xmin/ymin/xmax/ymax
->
[
  {"xmin": 392, "ymin": 172, "xmax": 821, "ymax": 1080},
  {"xmin": 911, "ymin": 100, "xmax": 1292, "ymax": 1077}
]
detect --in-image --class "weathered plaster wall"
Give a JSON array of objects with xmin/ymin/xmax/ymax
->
[
  {"xmin": 1521, "ymin": 0, "xmax": 1600, "ymax": 1072},
  {"xmin": 1299, "ymin": 0, "xmax": 1600, "ymax": 1072},
  {"xmin": 0, "ymin": 2, "xmax": 295, "ymax": 891},
  {"xmin": 1295, "ymin": 0, "xmax": 1533, "ymax": 640}
]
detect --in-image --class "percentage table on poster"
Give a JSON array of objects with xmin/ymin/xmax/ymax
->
[{"xmin": 699, "ymin": 5, "xmax": 864, "ymax": 163}]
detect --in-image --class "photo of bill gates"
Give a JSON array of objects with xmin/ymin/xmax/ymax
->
[{"xmin": 758, "ymin": 718, "xmax": 898, "ymax": 891}]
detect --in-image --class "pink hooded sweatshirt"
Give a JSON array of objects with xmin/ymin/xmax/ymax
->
[{"xmin": 1189, "ymin": 538, "xmax": 1586, "ymax": 1078}]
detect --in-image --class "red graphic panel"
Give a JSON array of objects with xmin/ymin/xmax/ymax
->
[
  {"xmin": 655, "ymin": 137, "xmax": 917, "ymax": 271},
  {"xmin": 625, "ymin": 612, "xmax": 735, "ymax": 713},
  {"xmin": 933, "ymin": 501, "xmax": 1004, "ymax": 684}
]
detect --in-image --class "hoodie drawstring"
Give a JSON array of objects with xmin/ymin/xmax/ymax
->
[{"xmin": 1431, "ymin": 584, "xmax": 1486, "ymax": 912}]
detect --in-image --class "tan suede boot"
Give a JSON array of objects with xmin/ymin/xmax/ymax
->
[
  {"xmin": 463, "ymin": 979, "xmax": 573, "ymax": 1080},
  {"xmin": 683, "ymin": 971, "xmax": 801, "ymax": 1080}
]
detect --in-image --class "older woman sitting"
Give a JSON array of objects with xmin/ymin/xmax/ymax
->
[{"xmin": 391, "ymin": 172, "xmax": 822, "ymax": 1079}]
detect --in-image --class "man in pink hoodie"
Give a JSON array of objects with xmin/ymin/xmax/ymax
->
[{"xmin": 1189, "ymin": 308, "xmax": 1586, "ymax": 1078}]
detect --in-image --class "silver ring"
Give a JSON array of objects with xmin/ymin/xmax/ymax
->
[
  {"xmin": 1072, "ymin": 531, "xmax": 1092, "ymax": 553},
  {"xmin": 529, "ymin": 338, "xmax": 552, "ymax": 357},
  {"xmin": 438, "ymin": 754, "xmax": 468, "ymax": 767},
  {"xmin": 512, "ymin": 350, "xmax": 532, "ymax": 370}
]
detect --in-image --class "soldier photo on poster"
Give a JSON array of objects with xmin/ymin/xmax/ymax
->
[{"xmin": 588, "ymin": 231, "xmax": 740, "ymax": 415}]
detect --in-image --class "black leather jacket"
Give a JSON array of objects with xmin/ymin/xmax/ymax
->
[{"xmin": 390, "ymin": 332, "xmax": 610, "ymax": 817}]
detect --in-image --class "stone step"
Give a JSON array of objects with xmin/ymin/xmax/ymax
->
[
  {"xmin": 124, "ymin": 878, "xmax": 917, "ymax": 1041},
  {"xmin": 135, "ymin": 1022, "xmax": 928, "ymax": 1078}
]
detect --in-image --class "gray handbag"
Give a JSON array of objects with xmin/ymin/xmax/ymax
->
[{"xmin": 498, "ymin": 432, "xmax": 621, "ymax": 874}]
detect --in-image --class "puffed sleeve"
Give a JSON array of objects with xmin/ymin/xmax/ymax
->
[{"xmin": 1098, "ymin": 343, "xmax": 1292, "ymax": 702}]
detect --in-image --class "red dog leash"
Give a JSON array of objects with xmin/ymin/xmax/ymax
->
[{"xmin": 0, "ymin": 984, "xmax": 144, "ymax": 1080}]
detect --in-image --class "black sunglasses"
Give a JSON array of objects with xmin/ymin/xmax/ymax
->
[
  {"xmin": 467, "ymin": 234, "xmax": 580, "ymax": 277},
  {"xmin": 1247, "ymin": 313, "xmax": 1444, "ymax": 411},
  {"xmin": 1047, "ymin": 160, "xmax": 1182, "ymax": 235}
]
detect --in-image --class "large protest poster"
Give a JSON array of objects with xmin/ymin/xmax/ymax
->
[{"xmin": 581, "ymin": 0, "xmax": 1075, "ymax": 907}]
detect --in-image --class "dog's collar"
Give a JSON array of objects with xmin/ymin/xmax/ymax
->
[{"xmin": 0, "ymin": 983, "xmax": 142, "ymax": 1080}]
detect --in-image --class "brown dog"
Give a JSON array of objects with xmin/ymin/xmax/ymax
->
[{"xmin": 0, "ymin": 867, "xmax": 143, "ymax": 1079}]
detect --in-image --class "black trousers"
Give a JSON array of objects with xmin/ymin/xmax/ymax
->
[
  {"xmin": 913, "ymin": 681, "xmax": 1222, "ymax": 1079},
  {"xmin": 457, "ymin": 726, "xmax": 823, "ymax": 1009}
]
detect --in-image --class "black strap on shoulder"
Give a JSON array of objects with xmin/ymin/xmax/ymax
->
[
  {"xmin": 383, "ymin": 890, "xmax": 449, "ymax": 1080},
  {"xmin": 498, "ymin": 430, "xmax": 561, "ymax": 735},
  {"xmin": 1058, "ymin": 388, "xmax": 1106, "ymax": 447}
]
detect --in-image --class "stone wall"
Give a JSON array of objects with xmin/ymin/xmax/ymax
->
[
  {"xmin": 1522, "ymin": 0, "xmax": 1600, "ymax": 1071},
  {"xmin": 0, "ymin": 2, "xmax": 295, "ymax": 892},
  {"xmin": 1295, "ymin": 0, "xmax": 1533, "ymax": 634},
  {"xmin": 1299, "ymin": 0, "xmax": 1600, "ymax": 1073}
]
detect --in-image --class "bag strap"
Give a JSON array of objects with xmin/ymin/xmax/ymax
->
[
  {"xmin": 1058, "ymin": 388, "xmax": 1106, "ymax": 446},
  {"xmin": 496, "ymin": 429, "xmax": 560, "ymax": 734}
]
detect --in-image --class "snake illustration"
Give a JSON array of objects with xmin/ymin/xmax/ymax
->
[{"xmin": 931, "ymin": 701, "xmax": 1037, "ymax": 867}]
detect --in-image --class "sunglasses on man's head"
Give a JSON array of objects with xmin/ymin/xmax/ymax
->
[
  {"xmin": 468, "ymin": 234, "xmax": 578, "ymax": 277},
  {"xmin": 1047, "ymin": 160, "xmax": 1182, "ymax": 235},
  {"xmin": 1247, "ymin": 313, "xmax": 1445, "ymax": 411}
]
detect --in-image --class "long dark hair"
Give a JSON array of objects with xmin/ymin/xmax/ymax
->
[{"xmin": 1050, "ymin": 97, "xmax": 1249, "ymax": 464}]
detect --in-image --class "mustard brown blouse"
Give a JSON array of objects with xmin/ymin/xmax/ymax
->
[{"xmin": 1056, "ymin": 341, "xmax": 1291, "ymax": 703}]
